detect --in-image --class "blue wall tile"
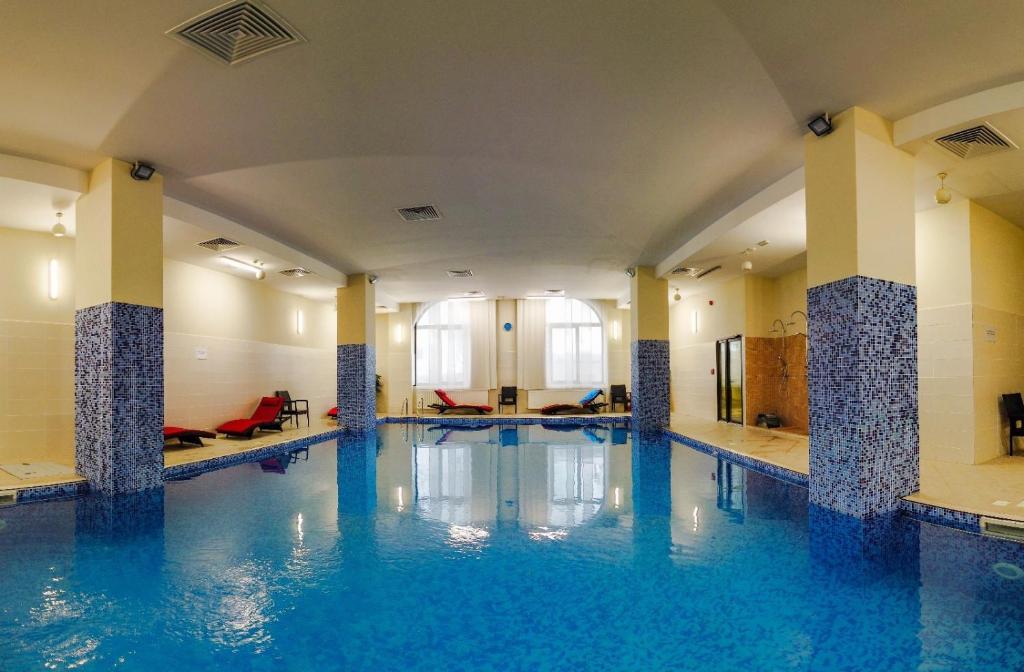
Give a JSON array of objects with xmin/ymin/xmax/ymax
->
[
  {"xmin": 631, "ymin": 339, "xmax": 669, "ymax": 432},
  {"xmin": 75, "ymin": 302, "xmax": 164, "ymax": 494},
  {"xmin": 808, "ymin": 276, "xmax": 918, "ymax": 517},
  {"xmin": 338, "ymin": 343, "xmax": 376, "ymax": 431}
]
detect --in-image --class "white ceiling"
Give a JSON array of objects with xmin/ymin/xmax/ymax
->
[
  {"xmin": 0, "ymin": 1, "xmax": 1022, "ymax": 302},
  {"xmin": 0, "ymin": 176, "xmax": 78, "ymax": 235},
  {"xmin": 667, "ymin": 189, "xmax": 806, "ymax": 297}
]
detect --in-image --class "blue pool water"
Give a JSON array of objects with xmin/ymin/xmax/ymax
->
[{"xmin": 2, "ymin": 424, "xmax": 1024, "ymax": 671}]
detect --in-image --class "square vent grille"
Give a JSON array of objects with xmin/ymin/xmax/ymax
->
[
  {"xmin": 279, "ymin": 267, "xmax": 312, "ymax": 278},
  {"xmin": 196, "ymin": 237, "xmax": 241, "ymax": 252},
  {"xmin": 447, "ymin": 269, "xmax": 473, "ymax": 278},
  {"xmin": 397, "ymin": 205, "xmax": 442, "ymax": 221},
  {"xmin": 167, "ymin": 1, "xmax": 305, "ymax": 66},
  {"xmin": 934, "ymin": 123, "xmax": 1017, "ymax": 159}
]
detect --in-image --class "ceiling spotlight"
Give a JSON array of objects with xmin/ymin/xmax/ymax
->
[
  {"xmin": 624, "ymin": 267, "xmax": 637, "ymax": 278},
  {"xmin": 807, "ymin": 113, "xmax": 833, "ymax": 137},
  {"xmin": 935, "ymin": 172, "xmax": 952, "ymax": 205},
  {"xmin": 51, "ymin": 211, "xmax": 66, "ymax": 238},
  {"xmin": 742, "ymin": 260, "xmax": 753, "ymax": 272},
  {"xmin": 368, "ymin": 274, "xmax": 379, "ymax": 285},
  {"xmin": 129, "ymin": 161, "xmax": 156, "ymax": 181}
]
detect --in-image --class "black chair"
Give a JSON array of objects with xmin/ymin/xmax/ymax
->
[
  {"xmin": 499, "ymin": 386, "xmax": 518, "ymax": 414},
  {"xmin": 609, "ymin": 384, "xmax": 630, "ymax": 412},
  {"xmin": 275, "ymin": 390, "xmax": 310, "ymax": 428},
  {"xmin": 1002, "ymin": 393, "xmax": 1024, "ymax": 456}
]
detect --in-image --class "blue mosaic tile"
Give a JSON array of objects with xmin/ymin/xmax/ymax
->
[
  {"xmin": 13, "ymin": 480, "xmax": 89, "ymax": 504},
  {"xmin": 75, "ymin": 302, "xmax": 164, "ymax": 495},
  {"xmin": 338, "ymin": 344, "xmax": 376, "ymax": 431},
  {"xmin": 337, "ymin": 431, "xmax": 378, "ymax": 515},
  {"xmin": 807, "ymin": 276, "xmax": 918, "ymax": 517},
  {"xmin": 631, "ymin": 339, "xmax": 669, "ymax": 432},
  {"xmin": 898, "ymin": 499, "xmax": 982, "ymax": 533},
  {"xmin": 75, "ymin": 488, "xmax": 165, "ymax": 539}
]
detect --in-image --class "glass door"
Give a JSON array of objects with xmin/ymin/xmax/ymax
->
[{"xmin": 716, "ymin": 335, "xmax": 743, "ymax": 424}]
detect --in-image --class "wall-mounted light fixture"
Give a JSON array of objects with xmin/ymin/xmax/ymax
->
[
  {"xmin": 48, "ymin": 259, "xmax": 59, "ymax": 300},
  {"xmin": 611, "ymin": 320, "xmax": 621, "ymax": 341},
  {"xmin": 690, "ymin": 309, "xmax": 699, "ymax": 334},
  {"xmin": 295, "ymin": 309, "xmax": 304, "ymax": 335},
  {"xmin": 392, "ymin": 322, "xmax": 405, "ymax": 344},
  {"xmin": 220, "ymin": 256, "xmax": 266, "ymax": 280}
]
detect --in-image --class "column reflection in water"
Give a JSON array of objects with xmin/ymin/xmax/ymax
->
[
  {"xmin": 631, "ymin": 431, "xmax": 672, "ymax": 566},
  {"xmin": 337, "ymin": 431, "xmax": 378, "ymax": 516}
]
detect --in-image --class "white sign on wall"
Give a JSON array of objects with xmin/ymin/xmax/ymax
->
[{"xmin": 195, "ymin": 346, "xmax": 208, "ymax": 360}]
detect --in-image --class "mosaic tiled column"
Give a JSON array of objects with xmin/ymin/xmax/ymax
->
[
  {"xmin": 631, "ymin": 340, "xmax": 670, "ymax": 431},
  {"xmin": 804, "ymin": 107, "xmax": 918, "ymax": 518},
  {"xmin": 338, "ymin": 343, "xmax": 376, "ymax": 430},
  {"xmin": 629, "ymin": 266, "xmax": 670, "ymax": 432},
  {"xmin": 74, "ymin": 158, "xmax": 165, "ymax": 495},
  {"xmin": 75, "ymin": 303, "xmax": 165, "ymax": 494},
  {"xmin": 807, "ymin": 276, "xmax": 918, "ymax": 516},
  {"xmin": 336, "ymin": 274, "xmax": 377, "ymax": 431}
]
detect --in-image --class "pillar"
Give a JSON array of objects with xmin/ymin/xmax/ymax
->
[
  {"xmin": 74, "ymin": 159, "xmax": 164, "ymax": 494},
  {"xmin": 805, "ymin": 107, "xmax": 918, "ymax": 517},
  {"xmin": 629, "ymin": 266, "xmax": 670, "ymax": 431},
  {"xmin": 337, "ymin": 273, "xmax": 376, "ymax": 430}
]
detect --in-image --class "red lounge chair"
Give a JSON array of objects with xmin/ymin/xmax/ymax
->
[
  {"xmin": 163, "ymin": 426, "xmax": 217, "ymax": 447},
  {"xmin": 430, "ymin": 389, "xmax": 493, "ymax": 415},
  {"xmin": 216, "ymin": 396, "xmax": 286, "ymax": 438},
  {"xmin": 328, "ymin": 407, "xmax": 338, "ymax": 418}
]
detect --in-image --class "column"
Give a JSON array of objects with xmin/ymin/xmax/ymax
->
[
  {"xmin": 805, "ymin": 106, "xmax": 918, "ymax": 517},
  {"xmin": 74, "ymin": 159, "xmax": 164, "ymax": 494},
  {"xmin": 630, "ymin": 266, "xmax": 670, "ymax": 431},
  {"xmin": 337, "ymin": 273, "xmax": 376, "ymax": 430}
]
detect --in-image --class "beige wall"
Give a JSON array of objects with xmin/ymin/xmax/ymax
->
[
  {"xmin": 916, "ymin": 201, "xmax": 1024, "ymax": 464},
  {"xmin": 0, "ymin": 228, "xmax": 76, "ymax": 464},
  {"xmin": 670, "ymin": 277, "xmax": 746, "ymax": 420},
  {"xmin": 969, "ymin": 203, "xmax": 1024, "ymax": 462},
  {"xmin": 163, "ymin": 259, "xmax": 337, "ymax": 431},
  {"xmin": 375, "ymin": 305, "xmax": 414, "ymax": 415}
]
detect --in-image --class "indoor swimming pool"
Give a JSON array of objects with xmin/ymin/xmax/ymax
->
[{"xmin": 2, "ymin": 423, "xmax": 1023, "ymax": 671}]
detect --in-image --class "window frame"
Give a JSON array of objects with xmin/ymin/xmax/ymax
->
[{"xmin": 544, "ymin": 298, "xmax": 607, "ymax": 389}]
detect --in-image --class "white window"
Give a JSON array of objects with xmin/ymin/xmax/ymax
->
[
  {"xmin": 415, "ymin": 300, "xmax": 471, "ymax": 389},
  {"xmin": 545, "ymin": 298, "xmax": 605, "ymax": 388}
]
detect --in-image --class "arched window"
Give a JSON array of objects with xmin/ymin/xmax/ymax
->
[
  {"xmin": 545, "ymin": 298, "xmax": 605, "ymax": 388},
  {"xmin": 415, "ymin": 300, "xmax": 471, "ymax": 389}
]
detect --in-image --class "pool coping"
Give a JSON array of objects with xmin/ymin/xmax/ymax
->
[{"xmin": 4, "ymin": 417, "xmax": 1016, "ymax": 537}]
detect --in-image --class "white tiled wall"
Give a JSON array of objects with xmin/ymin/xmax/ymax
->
[
  {"xmin": 972, "ymin": 305, "xmax": 1024, "ymax": 462},
  {"xmin": 670, "ymin": 342, "xmax": 717, "ymax": 420},
  {"xmin": 918, "ymin": 304, "xmax": 975, "ymax": 463},
  {"xmin": 164, "ymin": 332, "xmax": 335, "ymax": 432},
  {"xmin": 0, "ymin": 320, "xmax": 75, "ymax": 464}
]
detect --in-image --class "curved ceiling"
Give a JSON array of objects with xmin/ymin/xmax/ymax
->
[{"xmin": 1, "ymin": 0, "xmax": 1022, "ymax": 301}]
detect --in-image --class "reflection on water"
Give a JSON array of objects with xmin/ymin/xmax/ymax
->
[{"xmin": 2, "ymin": 424, "xmax": 1024, "ymax": 671}]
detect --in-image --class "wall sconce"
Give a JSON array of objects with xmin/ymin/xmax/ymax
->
[
  {"xmin": 611, "ymin": 320, "xmax": 621, "ymax": 341},
  {"xmin": 392, "ymin": 322, "xmax": 405, "ymax": 344},
  {"xmin": 48, "ymin": 259, "xmax": 59, "ymax": 300},
  {"xmin": 295, "ymin": 309, "xmax": 304, "ymax": 335},
  {"xmin": 690, "ymin": 309, "xmax": 699, "ymax": 334}
]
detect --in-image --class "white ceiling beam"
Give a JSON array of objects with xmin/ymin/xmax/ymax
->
[{"xmin": 654, "ymin": 168, "xmax": 804, "ymax": 279}]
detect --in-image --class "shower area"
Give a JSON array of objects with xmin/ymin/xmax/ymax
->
[{"xmin": 744, "ymin": 311, "xmax": 808, "ymax": 435}]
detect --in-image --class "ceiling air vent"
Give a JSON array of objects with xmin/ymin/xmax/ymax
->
[
  {"xmin": 695, "ymin": 265, "xmax": 722, "ymax": 279},
  {"xmin": 672, "ymin": 266, "xmax": 700, "ymax": 277},
  {"xmin": 279, "ymin": 267, "xmax": 312, "ymax": 278},
  {"xmin": 934, "ymin": 123, "xmax": 1017, "ymax": 159},
  {"xmin": 167, "ymin": 1, "xmax": 306, "ymax": 66},
  {"xmin": 196, "ymin": 237, "xmax": 241, "ymax": 252},
  {"xmin": 397, "ymin": 205, "xmax": 442, "ymax": 221},
  {"xmin": 447, "ymin": 269, "xmax": 473, "ymax": 278}
]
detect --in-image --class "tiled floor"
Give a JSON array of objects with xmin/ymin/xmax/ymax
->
[
  {"xmin": 670, "ymin": 413, "xmax": 1024, "ymax": 524},
  {"xmin": 669, "ymin": 415, "xmax": 810, "ymax": 475}
]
